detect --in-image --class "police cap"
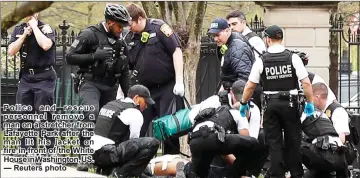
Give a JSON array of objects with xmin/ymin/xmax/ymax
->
[
  {"xmin": 264, "ymin": 25, "xmax": 283, "ymax": 40},
  {"xmin": 128, "ymin": 85, "xmax": 155, "ymax": 105}
]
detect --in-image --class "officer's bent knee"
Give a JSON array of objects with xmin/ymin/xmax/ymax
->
[{"xmin": 144, "ymin": 137, "xmax": 160, "ymax": 149}]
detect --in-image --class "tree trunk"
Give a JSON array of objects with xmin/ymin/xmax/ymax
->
[
  {"xmin": 141, "ymin": 1, "xmax": 207, "ymax": 157},
  {"xmin": 1, "ymin": 1, "xmax": 54, "ymax": 32},
  {"xmin": 329, "ymin": 12, "xmax": 339, "ymax": 98}
]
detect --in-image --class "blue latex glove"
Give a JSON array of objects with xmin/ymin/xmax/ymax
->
[
  {"xmin": 239, "ymin": 102, "xmax": 249, "ymax": 117},
  {"xmin": 304, "ymin": 102, "xmax": 315, "ymax": 117}
]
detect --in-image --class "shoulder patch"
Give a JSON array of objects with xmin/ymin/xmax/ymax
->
[
  {"xmin": 41, "ymin": 24, "xmax": 53, "ymax": 34},
  {"xmin": 325, "ymin": 110, "xmax": 332, "ymax": 118},
  {"xmin": 71, "ymin": 39, "xmax": 79, "ymax": 48},
  {"xmin": 160, "ymin": 24, "xmax": 173, "ymax": 37}
]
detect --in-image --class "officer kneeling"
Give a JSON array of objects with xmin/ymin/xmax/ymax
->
[
  {"xmin": 301, "ymin": 111, "xmax": 347, "ymax": 178},
  {"xmin": 187, "ymin": 94, "xmax": 259, "ymax": 178},
  {"xmin": 90, "ymin": 85, "xmax": 160, "ymax": 177}
]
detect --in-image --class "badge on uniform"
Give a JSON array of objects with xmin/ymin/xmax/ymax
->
[
  {"xmin": 71, "ymin": 39, "xmax": 79, "ymax": 48},
  {"xmin": 325, "ymin": 110, "xmax": 331, "ymax": 118},
  {"xmin": 41, "ymin": 24, "xmax": 53, "ymax": 34},
  {"xmin": 160, "ymin": 24, "xmax": 173, "ymax": 37}
]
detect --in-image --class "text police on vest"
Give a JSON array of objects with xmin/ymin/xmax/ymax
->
[
  {"xmin": 99, "ymin": 108, "xmax": 115, "ymax": 118},
  {"xmin": 265, "ymin": 65, "xmax": 292, "ymax": 80}
]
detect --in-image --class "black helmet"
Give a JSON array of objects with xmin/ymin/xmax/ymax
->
[
  {"xmin": 292, "ymin": 49, "xmax": 309, "ymax": 66},
  {"xmin": 104, "ymin": 4, "xmax": 132, "ymax": 26}
]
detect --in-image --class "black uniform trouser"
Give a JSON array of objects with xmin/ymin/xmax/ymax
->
[
  {"xmin": 263, "ymin": 99, "xmax": 303, "ymax": 178},
  {"xmin": 301, "ymin": 141, "xmax": 348, "ymax": 178},
  {"xmin": 252, "ymin": 84, "xmax": 263, "ymax": 111},
  {"xmin": 189, "ymin": 130, "xmax": 258, "ymax": 178},
  {"xmin": 16, "ymin": 69, "xmax": 56, "ymax": 150},
  {"xmin": 92, "ymin": 137, "xmax": 160, "ymax": 177},
  {"xmin": 78, "ymin": 80, "xmax": 117, "ymax": 147},
  {"xmin": 140, "ymin": 80, "xmax": 184, "ymax": 154}
]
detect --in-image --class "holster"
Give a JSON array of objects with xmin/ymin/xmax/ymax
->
[
  {"xmin": 71, "ymin": 73, "xmax": 82, "ymax": 94},
  {"xmin": 130, "ymin": 70, "xmax": 139, "ymax": 86},
  {"xmin": 214, "ymin": 123, "xmax": 225, "ymax": 143}
]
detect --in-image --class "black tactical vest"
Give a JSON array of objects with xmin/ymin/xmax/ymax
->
[
  {"xmin": 302, "ymin": 113, "xmax": 338, "ymax": 141},
  {"xmin": 260, "ymin": 50, "xmax": 298, "ymax": 91},
  {"xmin": 87, "ymin": 25, "xmax": 126, "ymax": 81},
  {"xmin": 193, "ymin": 105, "xmax": 239, "ymax": 134},
  {"xmin": 94, "ymin": 100, "xmax": 136, "ymax": 145},
  {"xmin": 325, "ymin": 102, "xmax": 359, "ymax": 145}
]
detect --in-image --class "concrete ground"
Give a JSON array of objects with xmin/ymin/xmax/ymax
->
[{"xmin": 1, "ymin": 155, "xmax": 106, "ymax": 178}]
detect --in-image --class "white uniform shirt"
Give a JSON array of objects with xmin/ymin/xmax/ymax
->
[
  {"xmin": 242, "ymin": 26, "xmax": 266, "ymax": 61},
  {"xmin": 246, "ymin": 101, "xmax": 261, "ymax": 139},
  {"xmin": 324, "ymin": 102, "xmax": 350, "ymax": 136},
  {"xmin": 248, "ymin": 44, "xmax": 309, "ymax": 87},
  {"xmin": 188, "ymin": 95, "xmax": 249, "ymax": 132},
  {"xmin": 301, "ymin": 111, "xmax": 344, "ymax": 146},
  {"xmin": 90, "ymin": 97, "xmax": 144, "ymax": 151}
]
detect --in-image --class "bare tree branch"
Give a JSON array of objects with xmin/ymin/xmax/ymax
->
[
  {"xmin": 1, "ymin": 1, "xmax": 54, "ymax": 32},
  {"xmin": 158, "ymin": 1, "xmax": 171, "ymax": 24},
  {"xmin": 186, "ymin": 3, "xmax": 197, "ymax": 27},
  {"xmin": 141, "ymin": 1, "xmax": 160, "ymax": 19},
  {"xmin": 87, "ymin": 2, "xmax": 97, "ymax": 25},
  {"xmin": 188, "ymin": 2, "xmax": 207, "ymax": 42},
  {"xmin": 172, "ymin": 2, "xmax": 186, "ymax": 26},
  {"xmin": 57, "ymin": 5, "xmax": 87, "ymax": 16}
]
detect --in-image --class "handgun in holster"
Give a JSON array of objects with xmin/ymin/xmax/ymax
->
[
  {"xmin": 214, "ymin": 124, "xmax": 226, "ymax": 143},
  {"xmin": 71, "ymin": 73, "xmax": 82, "ymax": 94},
  {"xmin": 130, "ymin": 70, "xmax": 139, "ymax": 86}
]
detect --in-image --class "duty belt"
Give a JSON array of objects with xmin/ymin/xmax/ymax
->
[
  {"xmin": 315, "ymin": 136, "xmax": 346, "ymax": 153},
  {"xmin": 22, "ymin": 66, "xmax": 53, "ymax": 75},
  {"xmin": 188, "ymin": 124, "xmax": 227, "ymax": 143},
  {"xmin": 188, "ymin": 126, "xmax": 217, "ymax": 141}
]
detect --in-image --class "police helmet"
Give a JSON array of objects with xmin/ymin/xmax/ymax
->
[
  {"xmin": 104, "ymin": 4, "xmax": 132, "ymax": 26},
  {"xmin": 292, "ymin": 49, "xmax": 309, "ymax": 66}
]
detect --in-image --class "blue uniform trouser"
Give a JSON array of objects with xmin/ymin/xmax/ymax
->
[{"xmin": 16, "ymin": 69, "xmax": 56, "ymax": 150}]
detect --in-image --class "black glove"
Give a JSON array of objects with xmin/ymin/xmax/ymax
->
[{"xmin": 93, "ymin": 47, "xmax": 113, "ymax": 61}]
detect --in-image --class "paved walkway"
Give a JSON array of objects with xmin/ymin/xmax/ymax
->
[{"xmin": 1, "ymin": 155, "xmax": 106, "ymax": 178}]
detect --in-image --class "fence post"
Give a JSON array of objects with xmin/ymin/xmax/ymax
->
[{"xmin": 58, "ymin": 20, "xmax": 70, "ymax": 113}]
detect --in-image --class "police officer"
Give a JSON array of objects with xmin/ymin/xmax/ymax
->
[
  {"xmin": 187, "ymin": 94, "xmax": 258, "ymax": 178},
  {"xmin": 208, "ymin": 18, "xmax": 255, "ymax": 93},
  {"xmin": 91, "ymin": 84, "xmax": 160, "ymax": 177},
  {"xmin": 309, "ymin": 82, "xmax": 355, "ymax": 178},
  {"xmin": 65, "ymin": 4, "xmax": 132, "ymax": 171},
  {"xmin": 240, "ymin": 25, "xmax": 315, "ymax": 178},
  {"xmin": 8, "ymin": 13, "xmax": 56, "ymax": 151},
  {"xmin": 225, "ymin": 10, "xmax": 266, "ymax": 110},
  {"xmin": 125, "ymin": 3, "xmax": 185, "ymax": 154},
  {"xmin": 301, "ymin": 111, "xmax": 347, "ymax": 178}
]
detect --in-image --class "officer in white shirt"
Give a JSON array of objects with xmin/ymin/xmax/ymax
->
[
  {"xmin": 311, "ymin": 83, "xmax": 350, "ymax": 143},
  {"xmin": 231, "ymin": 80, "xmax": 268, "ymax": 178},
  {"xmin": 311, "ymin": 83, "xmax": 352, "ymax": 178},
  {"xmin": 90, "ymin": 85, "xmax": 160, "ymax": 177},
  {"xmin": 226, "ymin": 10, "xmax": 266, "ymax": 61},
  {"xmin": 300, "ymin": 83, "xmax": 349, "ymax": 178},
  {"xmin": 240, "ymin": 25, "xmax": 315, "ymax": 178},
  {"xmin": 187, "ymin": 94, "xmax": 258, "ymax": 178}
]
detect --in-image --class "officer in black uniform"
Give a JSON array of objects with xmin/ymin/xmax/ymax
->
[
  {"xmin": 91, "ymin": 84, "xmax": 160, "ymax": 178},
  {"xmin": 8, "ymin": 12, "xmax": 56, "ymax": 150},
  {"xmin": 240, "ymin": 25, "xmax": 315, "ymax": 178},
  {"xmin": 187, "ymin": 94, "xmax": 258, "ymax": 178},
  {"xmin": 125, "ymin": 3, "xmax": 185, "ymax": 154},
  {"xmin": 65, "ymin": 4, "xmax": 132, "ymax": 171}
]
